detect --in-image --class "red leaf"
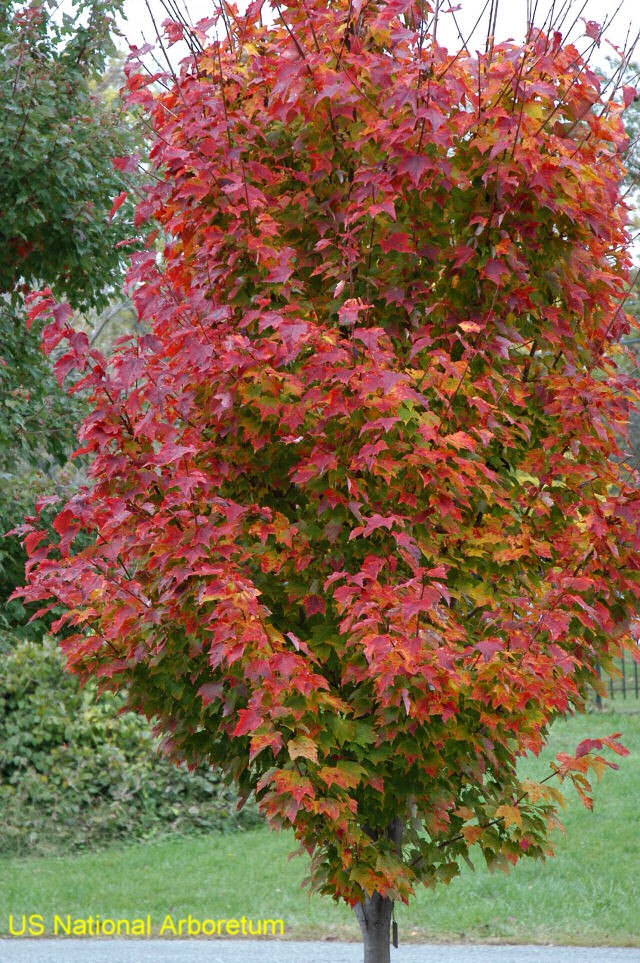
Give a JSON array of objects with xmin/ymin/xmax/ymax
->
[
  {"xmin": 113, "ymin": 155, "xmax": 139, "ymax": 173},
  {"xmin": 108, "ymin": 191, "xmax": 128, "ymax": 222},
  {"xmin": 162, "ymin": 18, "xmax": 184, "ymax": 44},
  {"xmin": 233, "ymin": 706, "xmax": 262, "ymax": 737},
  {"xmin": 303, "ymin": 595, "xmax": 326, "ymax": 616},
  {"xmin": 246, "ymin": 0, "xmax": 265, "ymax": 17},
  {"xmin": 199, "ymin": 137, "xmax": 219, "ymax": 157},
  {"xmin": 197, "ymin": 682, "xmax": 223, "ymax": 706},
  {"xmin": 481, "ymin": 259, "xmax": 510, "ymax": 285},
  {"xmin": 474, "ymin": 639, "xmax": 502, "ymax": 659},
  {"xmin": 146, "ymin": 442, "xmax": 196, "ymax": 468},
  {"xmin": 380, "ymin": 233, "xmax": 413, "ymax": 254},
  {"xmin": 398, "ymin": 153, "xmax": 432, "ymax": 187},
  {"xmin": 338, "ymin": 298, "xmax": 372, "ymax": 326},
  {"xmin": 582, "ymin": 18, "xmax": 602, "ymax": 45}
]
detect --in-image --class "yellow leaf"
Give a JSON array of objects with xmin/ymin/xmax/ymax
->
[
  {"xmin": 454, "ymin": 805, "xmax": 474, "ymax": 820},
  {"xmin": 514, "ymin": 470, "xmax": 540, "ymax": 486},
  {"xmin": 462, "ymin": 825, "xmax": 483, "ymax": 844},
  {"xmin": 288, "ymin": 737, "xmax": 318, "ymax": 764},
  {"xmin": 495, "ymin": 804, "xmax": 522, "ymax": 829}
]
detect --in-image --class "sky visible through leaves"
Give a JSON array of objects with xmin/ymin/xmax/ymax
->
[{"xmin": 117, "ymin": 0, "xmax": 639, "ymax": 62}]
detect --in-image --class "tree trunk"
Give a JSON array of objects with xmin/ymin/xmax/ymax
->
[
  {"xmin": 354, "ymin": 891, "xmax": 394, "ymax": 963},
  {"xmin": 354, "ymin": 817, "xmax": 402, "ymax": 963}
]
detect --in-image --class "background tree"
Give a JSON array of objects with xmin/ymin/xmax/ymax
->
[
  {"xmin": 0, "ymin": 0, "xmax": 142, "ymax": 629},
  {"xmin": 0, "ymin": 301, "xmax": 82, "ymax": 631},
  {"xmin": 0, "ymin": 0, "xmax": 135, "ymax": 306},
  {"xmin": 16, "ymin": 3, "xmax": 640, "ymax": 961}
]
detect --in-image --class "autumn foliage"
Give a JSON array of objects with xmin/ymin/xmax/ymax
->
[{"xmin": 16, "ymin": 0, "xmax": 640, "ymax": 914}]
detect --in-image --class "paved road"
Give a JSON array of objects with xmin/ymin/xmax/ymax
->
[{"xmin": 1, "ymin": 941, "xmax": 639, "ymax": 963}]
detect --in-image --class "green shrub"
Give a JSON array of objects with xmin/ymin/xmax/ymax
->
[{"xmin": 0, "ymin": 634, "xmax": 261, "ymax": 856}]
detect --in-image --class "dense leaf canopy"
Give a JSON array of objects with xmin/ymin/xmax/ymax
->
[{"xmin": 17, "ymin": 0, "xmax": 640, "ymax": 911}]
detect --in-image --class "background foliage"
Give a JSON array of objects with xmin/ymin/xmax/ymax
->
[
  {"xmin": 0, "ymin": 302, "xmax": 84, "ymax": 633},
  {"xmin": 0, "ymin": 634, "xmax": 260, "ymax": 856},
  {"xmin": 0, "ymin": 0, "xmax": 137, "ymax": 307}
]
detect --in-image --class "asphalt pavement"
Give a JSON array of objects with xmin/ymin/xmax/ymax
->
[{"xmin": 1, "ymin": 942, "xmax": 640, "ymax": 963}]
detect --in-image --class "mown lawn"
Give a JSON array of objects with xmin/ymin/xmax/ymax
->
[{"xmin": 1, "ymin": 710, "xmax": 638, "ymax": 944}]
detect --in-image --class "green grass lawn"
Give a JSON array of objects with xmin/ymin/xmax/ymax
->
[{"xmin": 1, "ymin": 710, "xmax": 638, "ymax": 945}]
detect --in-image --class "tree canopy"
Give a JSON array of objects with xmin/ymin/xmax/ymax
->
[
  {"xmin": 16, "ymin": 2, "xmax": 640, "ymax": 960},
  {"xmin": 0, "ymin": 0, "xmax": 136, "ymax": 307}
]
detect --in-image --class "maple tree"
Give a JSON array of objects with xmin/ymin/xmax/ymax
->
[{"xmin": 14, "ymin": 2, "xmax": 640, "ymax": 960}]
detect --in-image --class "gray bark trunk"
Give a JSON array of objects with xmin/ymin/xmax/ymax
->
[
  {"xmin": 354, "ymin": 818, "xmax": 402, "ymax": 963},
  {"xmin": 354, "ymin": 891, "xmax": 393, "ymax": 963}
]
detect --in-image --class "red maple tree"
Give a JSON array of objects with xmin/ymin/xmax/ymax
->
[{"xmin": 15, "ymin": 3, "xmax": 640, "ymax": 960}]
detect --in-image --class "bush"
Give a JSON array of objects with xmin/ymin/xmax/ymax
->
[{"xmin": 0, "ymin": 634, "xmax": 261, "ymax": 856}]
